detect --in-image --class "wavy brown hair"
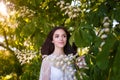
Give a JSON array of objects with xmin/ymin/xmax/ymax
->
[{"xmin": 41, "ymin": 26, "xmax": 77, "ymax": 55}]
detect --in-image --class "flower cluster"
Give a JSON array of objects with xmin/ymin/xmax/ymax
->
[
  {"xmin": 77, "ymin": 47, "xmax": 89, "ymax": 55},
  {"xmin": 14, "ymin": 49, "xmax": 37, "ymax": 65},
  {"xmin": 96, "ymin": 17, "xmax": 111, "ymax": 51},
  {"xmin": 19, "ymin": 6, "xmax": 35, "ymax": 19},
  {"xmin": 56, "ymin": 0, "xmax": 81, "ymax": 19},
  {"xmin": 47, "ymin": 53, "xmax": 88, "ymax": 80}
]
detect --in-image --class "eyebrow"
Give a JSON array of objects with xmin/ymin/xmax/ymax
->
[{"xmin": 54, "ymin": 33, "xmax": 67, "ymax": 35}]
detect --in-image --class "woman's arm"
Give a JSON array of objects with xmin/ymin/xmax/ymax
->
[{"xmin": 39, "ymin": 57, "xmax": 51, "ymax": 80}]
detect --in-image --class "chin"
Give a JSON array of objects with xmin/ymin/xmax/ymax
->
[{"xmin": 57, "ymin": 45, "xmax": 65, "ymax": 48}]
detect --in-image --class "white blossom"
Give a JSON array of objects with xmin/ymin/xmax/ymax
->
[
  {"xmin": 104, "ymin": 28, "xmax": 110, "ymax": 33},
  {"xmin": 101, "ymin": 34, "xmax": 108, "ymax": 39},
  {"xmin": 47, "ymin": 53, "xmax": 88, "ymax": 80},
  {"xmin": 14, "ymin": 49, "xmax": 37, "ymax": 65},
  {"xmin": 103, "ymin": 22, "xmax": 110, "ymax": 27},
  {"xmin": 56, "ymin": 1, "xmax": 81, "ymax": 19}
]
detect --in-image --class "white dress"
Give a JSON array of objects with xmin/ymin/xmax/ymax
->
[{"xmin": 39, "ymin": 54, "xmax": 75, "ymax": 80}]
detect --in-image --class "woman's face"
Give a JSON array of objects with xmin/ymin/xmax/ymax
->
[{"xmin": 52, "ymin": 29, "xmax": 67, "ymax": 49}]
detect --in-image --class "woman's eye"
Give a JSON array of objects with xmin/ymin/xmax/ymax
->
[
  {"xmin": 63, "ymin": 35, "xmax": 67, "ymax": 38},
  {"xmin": 55, "ymin": 35, "xmax": 59, "ymax": 38}
]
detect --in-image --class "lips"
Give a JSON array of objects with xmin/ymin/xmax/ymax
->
[{"xmin": 58, "ymin": 42, "xmax": 64, "ymax": 44}]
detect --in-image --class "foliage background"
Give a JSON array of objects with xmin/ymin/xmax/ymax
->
[{"xmin": 0, "ymin": 0, "xmax": 120, "ymax": 80}]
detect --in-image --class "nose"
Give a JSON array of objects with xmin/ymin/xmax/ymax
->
[{"xmin": 59, "ymin": 36, "xmax": 63, "ymax": 41}]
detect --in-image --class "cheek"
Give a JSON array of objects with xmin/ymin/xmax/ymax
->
[{"xmin": 52, "ymin": 38, "xmax": 57, "ymax": 43}]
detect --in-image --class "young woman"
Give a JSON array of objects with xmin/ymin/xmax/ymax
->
[{"xmin": 39, "ymin": 26, "xmax": 77, "ymax": 80}]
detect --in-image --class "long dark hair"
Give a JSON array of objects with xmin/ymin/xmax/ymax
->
[{"xmin": 41, "ymin": 26, "xmax": 77, "ymax": 55}]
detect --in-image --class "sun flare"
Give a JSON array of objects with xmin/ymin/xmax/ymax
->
[{"xmin": 0, "ymin": 1, "xmax": 8, "ymax": 17}]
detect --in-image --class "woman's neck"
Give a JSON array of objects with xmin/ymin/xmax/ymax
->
[{"xmin": 52, "ymin": 48, "xmax": 65, "ymax": 56}]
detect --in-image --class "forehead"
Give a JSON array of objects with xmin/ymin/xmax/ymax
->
[{"xmin": 53, "ymin": 29, "xmax": 66, "ymax": 35}]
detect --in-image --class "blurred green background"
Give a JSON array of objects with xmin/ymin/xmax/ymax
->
[{"xmin": 0, "ymin": 0, "xmax": 120, "ymax": 80}]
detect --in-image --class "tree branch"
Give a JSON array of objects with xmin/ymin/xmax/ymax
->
[
  {"xmin": 0, "ymin": 42, "xmax": 13, "ymax": 53},
  {"xmin": 3, "ymin": 29, "xmax": 9, "ymax": 48}
]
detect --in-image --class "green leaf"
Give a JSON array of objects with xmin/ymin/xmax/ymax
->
[
  {"xmin": 96, "ymin": 34, "xmax": 116, "ymax": 70},
  {"xmin": 110, "ymin": 41, "xmax": 120, "ymax": 80},
  {"xmin": 74, "ymin": 28, "xmax": 85, "ymax": 47},
  {"xmin": 74, "ymin": 26, "xmax": 94, "ymax": 47}
]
